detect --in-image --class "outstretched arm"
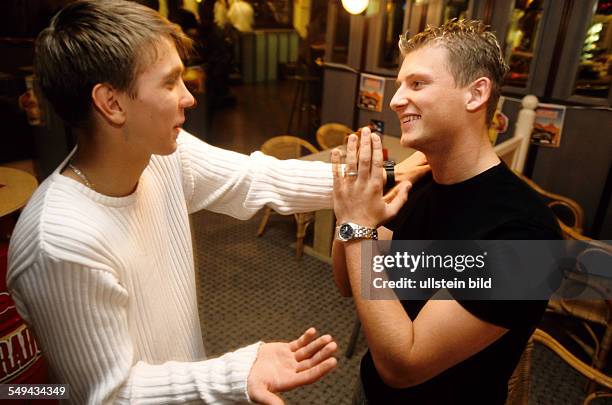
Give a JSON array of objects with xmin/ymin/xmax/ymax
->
[{"xmin": 178, "ymin": 131, "xmax": 430, "ymax": 220}]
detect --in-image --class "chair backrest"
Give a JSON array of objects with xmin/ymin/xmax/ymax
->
[
  {"xmin": 260, "ymin": 135, "xmax": 319, "ymax": 160},
  {"xmin": 553, "ymin": 235, "xmax": 612, "ymax": 325},
  {"xmin": 532, "ymin": 328, "xmax": 612, "ymax": 391},
  {"xmin": 316, "ymin": 123, "xmax": 353, "ymax": 150},
  {"xmin": 494, "ymin": 95, "xmax": 538, "ymax": 174},
  {"xmin": 506, "ymin": 337, "xmax": 533, "ymax": 405},
  {"xmin": 514, "ymin": 172, "xmax": 584, "ymax": 233},
  {"xmin": 545, "ymin": 229, "xmax": 612, "ymax": 384}
]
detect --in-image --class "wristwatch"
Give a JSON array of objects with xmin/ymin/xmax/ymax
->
[
  {"xmin": 336, "ymin": 222, "xmax": 378, "ymax": 241},
  {"xmin": 383, "ymin": 160, "xmax": 395, "ymax": 192}
]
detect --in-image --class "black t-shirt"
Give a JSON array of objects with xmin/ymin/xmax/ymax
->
[{"xmin": 360, "ymin": 162, "xmax": 561, "ymax": 404}]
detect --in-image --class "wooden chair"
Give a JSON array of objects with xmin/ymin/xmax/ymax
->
[
  {"xmin": 516, "ymin": 173, "xmax": 584, "ymax": 233},
  {"xmin": 515, "ymin": 172, "xmax": 610, "ymax": 386},
  {"xmin": 257, "ymin": 136, "xmax": 319, "ymax": 259},
  {"xmin": 544, "ymin": 234, "xmax": 612, "ymax": 393},
  {"xmin": 533, "ymin": 328, "xmax": 612, "ymax": 404},
  {"xmin": 315, "ymin": 123, "xmax": 353, "ymax": 150},
  {"xmin": 508, "ymin": 328, "xmax": 612, "ymax": 405},
  {"xmin": 506, "ymin": 338, "xmax": 534, "ymax": 405}
]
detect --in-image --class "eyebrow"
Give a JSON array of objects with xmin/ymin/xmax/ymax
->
[
  {"xmin": 396, "ymin": 72, "xmax": 433, "ymax": 85},
  {"xmin": 164, "ymin": 65, "xmax": 184, "ymax": 82}
]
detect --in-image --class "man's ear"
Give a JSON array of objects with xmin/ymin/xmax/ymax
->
[
  {"xmin": 91, "ymin": 83, "xmax": 126, "ymax": 126},
  {"xmin": 465, "ymin": 77, "xmax": 491, "ymax": 113}
]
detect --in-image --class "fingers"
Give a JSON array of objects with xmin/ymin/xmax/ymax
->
[
  {"xmin": 294, "ymin": 334, "xmax": 334, "ymax": 362},
  {"xmin": 371, "ymin": 134, "xmax": 384, "ymax": 187},
  {"xmin": 296, "ymin": 340, "xmax": 338, "ymax": 372},
  {"xmin": 383, "ymin": 183, "xmax": 400, "ymax": 204},
  {"xmin": 331, "ymin": 148, "xmax": 342, "ymax": 187},
  {"xmin": 292, "ymin": 357, "xmax": 338, "ymax": 387},
  {"xmin": 357, "ymin": 127, "xmax": 371, "ymax": 178},
  {"xmin": 289, "ymin": 327, "xmax": 317, "ymax": 351},
  {"xmin": 385, "ymin": 181, "xmax": 412, "ymax": 219},
  {"xmin": 345, "ymin": 134, "xmax": 358, "ymax": 179}
]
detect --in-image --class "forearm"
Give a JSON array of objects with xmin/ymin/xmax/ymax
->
[
  {"xmin": 331, "ymin": 240, "xmax": 352, "ymax": 297},
  {"xmin": 116, "ymin": 345, "xmax": 261, "ymax": 404},
  {"xmin": 246, "ymin": 157, "xmax": 334, "ymax": 214},
  {"xmin": 344, "ymin": 242, "xmax": 416, "ymax": 386},
  {"xmin": 178, "ymin": 132, "xmax": 334, "ymax": 218}
]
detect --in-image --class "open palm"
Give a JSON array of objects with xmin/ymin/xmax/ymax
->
[{"xmin": 247, "ymin": 328, "xmax": 338, "ymax": 405}]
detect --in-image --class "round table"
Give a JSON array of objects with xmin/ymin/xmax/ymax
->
[{"xmin": 0, "ymin": 167, "xmax": 38, "ymax": 218}]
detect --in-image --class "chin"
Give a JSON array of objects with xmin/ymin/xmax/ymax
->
[
  {"xmin": 400, "ymin": 132, "xmax": 419, "ymax": 148},
  {"xmin": 155, "ymin": 142, "xmax": 178, "ymax": 156}
]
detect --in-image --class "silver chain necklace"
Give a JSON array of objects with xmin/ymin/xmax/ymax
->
[{"xmin": 68, "ymin": 162, "xmax": 95, "ymax": 191}]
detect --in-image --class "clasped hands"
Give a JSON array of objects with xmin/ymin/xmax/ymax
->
[{"xmin": 332, "ymin": 127, "xmax": 430, "ymax": 229}]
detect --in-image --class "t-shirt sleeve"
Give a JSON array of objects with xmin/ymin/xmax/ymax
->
[
  {"xmin": 485, "ymin": 218, "xmax": 562, "ymax": 240},
  {"xmin": 454, "ymin": 300, "xmax": 547, "ymax": 330},
  {"xmin": 453, "ymin": 218, "xmax": 557, "ymax": 330}
]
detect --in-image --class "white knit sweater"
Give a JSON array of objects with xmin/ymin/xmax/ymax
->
[{"xmin": 7, "ymin": 131, "xmax": 333, "ymax": 404}]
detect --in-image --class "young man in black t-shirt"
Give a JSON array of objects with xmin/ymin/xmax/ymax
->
[{"xmin": 330, "ymin": 20, "xmax": 560, "ymax": 404}]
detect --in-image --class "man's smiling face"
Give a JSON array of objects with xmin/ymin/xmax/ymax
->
[{"xmin": 390, "ymin": 45, "xmax": 469, "ymax": 150}]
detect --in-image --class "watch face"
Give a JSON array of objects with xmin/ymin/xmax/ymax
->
[{"xmin": 339, "ymin": 223, "xmax": 354, "ymax": 240}]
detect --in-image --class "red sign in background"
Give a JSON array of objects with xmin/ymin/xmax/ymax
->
[{"xmin": 1, "ymin": 242, "xmax": 56, "ymax": 404}]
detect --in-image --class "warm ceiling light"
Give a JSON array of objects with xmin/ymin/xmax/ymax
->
[{"xmin": 341, "ymin": 0, "xmax": 369, "ymax": 15}]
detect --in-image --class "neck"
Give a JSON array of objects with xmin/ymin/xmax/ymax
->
[
  {"xmin": 63, "ymin": 128, "xmax": 151, "ymax": 197},
  {"xmin": 424, "ymin": 127, "xmax": 500, "ymax": 185}
]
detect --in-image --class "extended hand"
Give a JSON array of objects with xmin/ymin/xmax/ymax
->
[
  {"xmin": 384, "ymin": 151, "xmax": 430, "ymax": 203},
  {"xmin": 393, "ymin": 151, "xmax": 430, "ymax": 186},
  {"xmin": 247, "ymin": 328, "xmax": 337, "ymax": 405},
  {"xmin": 332, "ymin": 127, "xmax": 411, "ymax": 228}
]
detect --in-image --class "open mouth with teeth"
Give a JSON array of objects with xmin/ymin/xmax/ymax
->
[{"xmin": 402, "ymin": 115, "xmax": 421, "ymax": 124}]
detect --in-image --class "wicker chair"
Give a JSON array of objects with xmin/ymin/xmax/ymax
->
[
  {"xmin": 545, "ymin": 236, "xmax": 612, "ymax": 393},
  {"xmin": 507, "ymin": 327, "xmax": 612, "ymax": 405},
  {"xmin": 515, "ymin": 174, "xmax": 611, "ymax": 395},
  {"xmin": 315, "ymin": 123, "xmax": 353, "ymax": 150},
  {"xmin": 506, "ymin": 338, "xmax": 534, "ymax": 405},
  {"xmin": 516, "ymin": 173, "xmax": 585, "ymax": 233},
  {"xmin": 533, "ymin": 328, "xmax": 612, "ymax": 404},
  {"xmin": 256, "ymin": 136, "xmax": 319, "ymax": 259}
]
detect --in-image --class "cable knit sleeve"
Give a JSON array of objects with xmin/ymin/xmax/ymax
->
[
  {"xmin": 177, "ymin": 131, "xmax": 333, "ymax": 219},
  {"xmin": 9, "ymin": 255, "xmax": 260, "ymax": 405}
]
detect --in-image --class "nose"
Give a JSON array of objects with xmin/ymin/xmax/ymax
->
[
  {"xmin": 179, "ymin": 80, "xmax": 196, "ymax": 109},
  {"xmin": 390, "ymin": 85, "xmax": 408, "ymax": 112}
]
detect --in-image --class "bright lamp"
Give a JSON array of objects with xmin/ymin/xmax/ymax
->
[{"xmin": 341, "ymin": 0, "xmax": 369, "ymax": 15}]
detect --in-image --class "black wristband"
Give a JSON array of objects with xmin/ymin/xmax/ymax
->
[{"xmin": 383, "ymin": 160, "xmax": 395, "ymax": 192}]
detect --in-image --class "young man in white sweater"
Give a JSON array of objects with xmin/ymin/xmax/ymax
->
[{"xmin": 7, "ymin": 1, "xmax": 343, "ymax": 403}]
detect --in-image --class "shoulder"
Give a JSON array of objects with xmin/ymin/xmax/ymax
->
[
  {"xmin": 483, "ymin": 166, "xmax": 561, "ymax": 239},
  {"xmin": 7, "ymin": 175, "xmax": 119, "ymax": 286}
]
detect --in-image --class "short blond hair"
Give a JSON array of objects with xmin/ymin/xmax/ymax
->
[{"xmin": 399, "ymin": 19, "xmax": 508, "ymax": 125}]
